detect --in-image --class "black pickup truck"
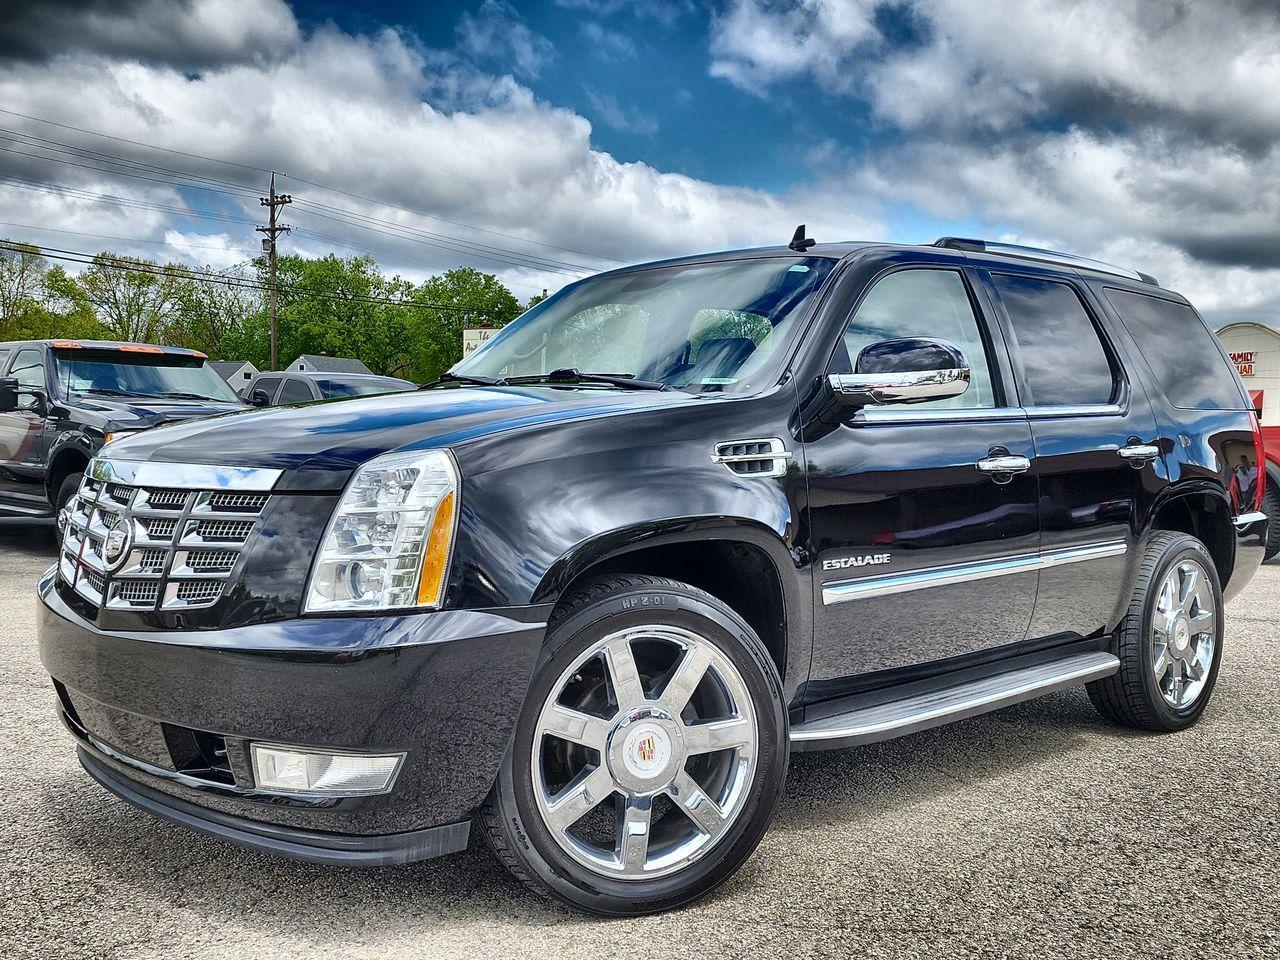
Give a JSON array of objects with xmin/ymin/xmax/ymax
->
[{"xmin": 0, "ymin": 340, "xmax": 244, "ymax": 519}]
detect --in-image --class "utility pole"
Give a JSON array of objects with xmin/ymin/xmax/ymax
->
[{"xmin": 256, "ymin": 173, "xmax": 292, "ymax": 370}]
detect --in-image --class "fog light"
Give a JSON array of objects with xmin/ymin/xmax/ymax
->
[{"xmin": 250, "ymin": 744, "xmax": 404, "ymax": 796}]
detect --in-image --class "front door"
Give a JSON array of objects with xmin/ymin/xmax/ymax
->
[
  {"xmin": 803, "ymin": 265, "xmax": 1041, "ymax": 699},
  {"xmin": 0, "ymin": 347, "xmax": 51, "ymax": 507}
]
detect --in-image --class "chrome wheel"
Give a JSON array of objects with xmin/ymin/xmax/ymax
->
[
  {"xmin": 1151, "ymin": 559, "xmax": 1216, "ymax": 709},
  {"xmin": 530, "ymin": 625, "xmax": 759, "ymax": 881}
]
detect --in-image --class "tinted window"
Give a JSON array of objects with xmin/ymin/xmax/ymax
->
[
  {"xmin": 992, "ymin": 274, "xmax": 1114, "ymax": 406},
  {"xmin": 52, "ymin": 350, "xmax": 240, "ymax": 402},
  {"xmin": 833, "ymin": 268, "xmax": 997, "ymax": 408},
  {"xmin": 250, "ymin": 376, "xmax": 281, "ymax": 402},
  {"xmin": 316, "ymin": 376, "xmax": 411, "ymax": 398},
  {"xmin": 277, "ymin": 378, "xmax": 314, "ymax": 404},
  {"xmin": 1104, "ymin": 289, "xmax": 1243, "ymax": 410},
  {"xmin": 11, "ymin": 348, "xmax": 45, "ymax": 410}
]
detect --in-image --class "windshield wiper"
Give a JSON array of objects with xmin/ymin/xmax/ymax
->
[
  {"xmin": 508, "ymin": 368, "xmax": 672, "ymax": 392},
  {"xmin": 158, "ymin": 391, "xmax": 228, "ymax": 402},
  {"xmin": 420, "ymin": 372, "xmax": 509, "ymax": 389},
  {"xmin": 81, "ymin": 388, "xmax": 156, "ymax": 399}
]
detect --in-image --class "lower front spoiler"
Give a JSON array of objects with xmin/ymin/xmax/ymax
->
[{"xmin": 80, "ymin": 746, "xmax": 470, "ymax": 866}]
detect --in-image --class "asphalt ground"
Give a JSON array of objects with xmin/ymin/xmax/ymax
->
[{"xmin": 1, "ymin": 522, "xmax": 1276, "ymax": 959}]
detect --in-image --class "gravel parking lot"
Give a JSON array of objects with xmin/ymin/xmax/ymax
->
[{"xmin": 1, "ymin": 523, "xmax": 1276, "ymax": 960}]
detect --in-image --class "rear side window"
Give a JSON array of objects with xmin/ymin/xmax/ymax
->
[
  {"xmin": 1104, "ymin": 289, "xmax": 1244, "ymax": 410},
  {"xmin": 991, "ymin": 274, "xmax": 1115, "ymax": 407},
  {"xmin": 0, "ymin": 349, "xmax": 11, "ymax": 372},
  {"xmin": 277, "ymin": 378, "xmax": 314, "ymax": 404}
]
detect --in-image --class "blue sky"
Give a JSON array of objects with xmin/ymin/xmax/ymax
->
[{"xmin": 0, "ymin": 0, "xmax": 1276, "ymax": 321}]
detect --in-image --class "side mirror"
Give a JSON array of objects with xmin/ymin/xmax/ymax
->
[
  {"xmin": 0, "ymin": 378, "xmax": 16, "ymax": 413},
  {"xmin": 828, "ymin": 337, "xmax": 970, "ymax": 410},
  {"xmin": 250, "ymin": 389, "xmax": 272, "ymax": 407}
]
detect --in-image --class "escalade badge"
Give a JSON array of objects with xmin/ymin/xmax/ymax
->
[
  {"xmin": 823, "ymin": 553, "xmax": 891, "ymax": 572},
  {"xmin": 103, "ymin": 525, "xmax": 132, "ymax": 571}
]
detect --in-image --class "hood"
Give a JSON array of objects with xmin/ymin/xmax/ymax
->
[
  {"xmin": 76, "ymin": 395, "xmax": 247, "ymax": 430},
  {"xmin": 103, "ymin": 385, "xmax": 700, "ymax": 491}
]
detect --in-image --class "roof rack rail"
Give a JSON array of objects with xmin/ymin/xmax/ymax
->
[{"xmin": 932, "ymin": 237, "xmax": 1159, "ymax": 286}]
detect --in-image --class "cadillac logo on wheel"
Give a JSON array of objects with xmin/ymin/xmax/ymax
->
[{"xmin": 103, "ymin": 525, "xmax": 132, "ymax": 571}]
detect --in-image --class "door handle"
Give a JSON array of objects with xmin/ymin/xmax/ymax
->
[
  {"xmin": 1118, "ymin": 443, "xmax": 1160, "ymax": 464},
  {"xmin": 977, "ymin": 455, "xmax": 1031, "ymax": 475}
]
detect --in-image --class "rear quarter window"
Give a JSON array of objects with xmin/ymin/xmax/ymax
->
[{"xmin": 1103, "ymin": 289, "xmax": 1245, "ymax": 410}]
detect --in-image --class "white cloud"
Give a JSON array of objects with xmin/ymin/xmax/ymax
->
[
  {"xmin": 583, "ymin": 88, "xmax": 659, "ymax": 135},
  {"xmin": 456, "ymin": 0, "xmax": 556, "ymax": 80},
  {"xmin": 0, "ymin": 0, "xmax": 300, "ymax": 69},
  {"xmin": 0, "ymin": 0, "xmax": 879, "ymax": 298},
  {"xmin": 711, "ymin": 0, "xmax": 1280, "ymax": 321}
]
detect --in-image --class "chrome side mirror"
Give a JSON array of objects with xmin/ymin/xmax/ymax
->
[{"xmin": 828, "ymin": 337, "xmax": 970, "ymax": 409}]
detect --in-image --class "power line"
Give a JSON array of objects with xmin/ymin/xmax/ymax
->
[
  {"xmin": 0, "ymin": 108, "xmax": 626, "ymax": 270},
  {"xmin": 0, "ymin": 219, "xmax": 257, "ymax": 257}
]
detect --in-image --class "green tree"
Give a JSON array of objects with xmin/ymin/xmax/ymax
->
[
  {"xmin": 405, "ymin": 267, "xmax": 523, "ymax": 381},
  {"xmin": 57, "ymin": 254, "xmax": 189, "ymax": 343},
  {"xmin": 169, "ymin": 267, "xmax": 261, "ymax": 359}
]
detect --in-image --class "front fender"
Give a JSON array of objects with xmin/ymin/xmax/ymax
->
[{"xmin": 531, "ymin": 514, "xmax": 799, "ymax": 604}]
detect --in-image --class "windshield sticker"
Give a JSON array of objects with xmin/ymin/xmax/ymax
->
[
  {"xmin": 788, "ymin": 265, "xmax": 810, "ymax": 272},
  {"xmin": 701, "ymin": 377, "xmax": 739, "ymax": 385}
]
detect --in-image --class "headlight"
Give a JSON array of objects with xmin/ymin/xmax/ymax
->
[{"xmin": 304, "ymin": 448, "xmax": 459, "ymax": 613}]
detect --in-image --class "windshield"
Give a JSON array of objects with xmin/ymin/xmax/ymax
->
[
  {"xmin": 53, "ymin": 350, "xmax": 241, "ymax": 403},
  {"xmin": 452, "ymin": 257, "xmax": 836, "ymax": 393},
  {"xmin": 316, "ymin": 376, "xmax": 411, "ymax": 398}
]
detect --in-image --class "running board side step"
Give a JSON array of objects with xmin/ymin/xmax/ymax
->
[{"xmin": 790, "ymin": 651, "xmax": 1119, "ymax": 751}]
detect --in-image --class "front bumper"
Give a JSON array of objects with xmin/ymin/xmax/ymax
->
[{"xmin": 38, "ymin": 569, "xmax": 548, "ymax": 863}]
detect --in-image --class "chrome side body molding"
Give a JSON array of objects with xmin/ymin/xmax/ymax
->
[
  {"xmin": 821, "ymin": 540, "xmax": 1128, "ymax": 606},
  {"xmin": 790, "ymin": 651, "xmax": 1120, "ymax": 750}
]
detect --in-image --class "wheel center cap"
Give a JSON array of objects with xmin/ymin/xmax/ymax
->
[
  {"xmin": 1172, "ymin": 617, "xmax": 1191, "ymax": 653},
  {"xmin": 621, "ymin": 723, "xmax": 671, "ymax": 779},
  {"xmin": 606, "ymin": 707, "xmax": 683, "ymax": 793}
]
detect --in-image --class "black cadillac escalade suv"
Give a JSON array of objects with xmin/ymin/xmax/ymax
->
[
  {"xmin": 37, "ymin": 238, "xmax": 1268, "ymax": 915},
  {"xmin": 0, "ymin": 340, "xmax": 244, "ymax": 519}
]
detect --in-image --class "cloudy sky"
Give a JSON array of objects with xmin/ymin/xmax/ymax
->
[{"xmin": 0, "ymin": 0, "xmax": 1276, "ymax": 322}]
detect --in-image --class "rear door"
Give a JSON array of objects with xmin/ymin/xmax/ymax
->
[
  {"xmin": 804, "ymin": 263, "xmax": 1041, "ymax": 696},
  {"xmin": 978, "ymin": 266, "xmax": 1163, "ymax": 640},
  {"xmin": 0, "ymin": 347, "xmax": 52, "ymax": 506}
]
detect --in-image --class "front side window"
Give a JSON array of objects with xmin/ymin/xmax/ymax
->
[
  {"xmin": 991, "ymin": 274, "xmax": 1116, "ymax": 407},
  {"xmin": 453, "ymin": 258, "xmax": 836, "ymax": 394},
  {"xmin": 11, "ymin": 348, "xmax": 45, "ymax": 410},
  {"xmin": 832, "ymin": 268, "xmax": 998, "ymax": 409},
  {"xmin": 53, "ymin": 350, "xmax": 240, "ymax": 403}
]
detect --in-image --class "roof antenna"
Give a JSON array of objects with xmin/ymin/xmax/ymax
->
[{"xmin": 788, "ymin": 224, "xmax": 816, "ymax": 252}]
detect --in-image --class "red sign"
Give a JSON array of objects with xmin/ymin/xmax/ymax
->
[{"xmin": 1231, "ymin": 350, "xmax": 1256, "ymax": 376}]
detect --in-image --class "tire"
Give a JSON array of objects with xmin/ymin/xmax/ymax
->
[
  {"xmin": 479, "ymin": 574, "xmax": 789, "ymax": 916},
  {"xmin": 54, "ymin": 472, "xmax": 82, "ymax": 517},
  {"xmin": 1088, "ymin": 531, "xmax": 1224, "ymax": 732},
  {"xmin": 1262, "ymin": 478, "xmax": 1280, "ymax": 562}
]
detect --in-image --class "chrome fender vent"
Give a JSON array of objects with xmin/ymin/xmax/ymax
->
[{"xmin": 712, "ymin": 438, "xmax": 792, "ymax": 478}]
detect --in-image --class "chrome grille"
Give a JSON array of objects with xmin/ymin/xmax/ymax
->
[{"xmin": 58, "ymin": 460, "xmax": 276, "ymax": 613}]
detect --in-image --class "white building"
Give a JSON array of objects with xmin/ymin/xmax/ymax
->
[
  {"xmin": 210, "ymin": 360, "xmax": 259, "ymax": 389},
  {"xmin": 1215, "ymin": 322, "xmax": 1278, "ymax": 424}
]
